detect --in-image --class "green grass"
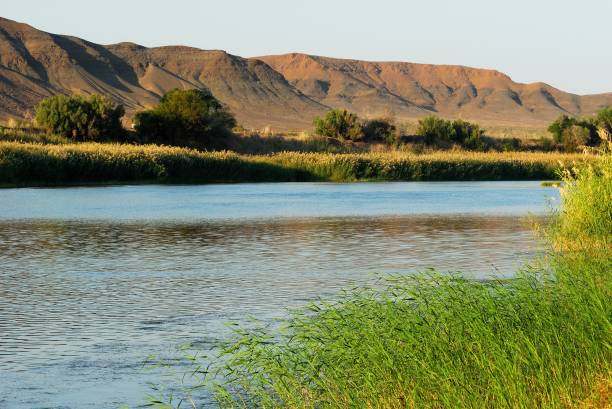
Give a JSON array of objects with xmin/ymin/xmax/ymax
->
[
  {"xmin": 0, "ymin": 141, "xmax": 596, "ymax": 186},
  {"xmin": 145, "ymin": 145, "xmax": 611, "ymax": 408}
]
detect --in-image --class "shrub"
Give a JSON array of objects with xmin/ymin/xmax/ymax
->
[
  {"xmin": 362, "ymin": 118, "xmax": 397, "ymax": 144},
  {"xmin": 35, "ymin": 94, "xmax": 124, "ymax": 141},
  {"xmin": 560, "ymin": 124, "xmax": 591, "ymax": 152},
  {"xmin": 451, "ymin": 119, "xmax": 484, "ymax": 144},
  {"xmin": 416, "ymin": 115, "xmax": 453, "ymax": 144},
  {"xmin": 134, "ymin": 89, "xmax": 236, "ymax": 147},
  {"xmin": 313, "ymin": 109, "xmax": 363, "ymax": 141},
  {"xmin": 548, "ymin": 114, "xmax": 577, "ymax": 144},
  {"xmin": 416, "ymin": 116, "xmax": 485, "ymax": 149},
  {"xmin": 595, "ymin": 106, "xmax": 612, "ymax": 134},
  {"xmin": 547, "ymin": 111, "xmax": 608, "ymax": 150}
]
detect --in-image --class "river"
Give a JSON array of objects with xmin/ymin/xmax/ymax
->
[{"xmin": 0, "ymin": 181, "xmax": 557, "ymax": 408}]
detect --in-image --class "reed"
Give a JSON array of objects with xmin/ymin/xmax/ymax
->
[{"xmin": 0, "ymin": 141, "xmax": 595, "ymax": 186}]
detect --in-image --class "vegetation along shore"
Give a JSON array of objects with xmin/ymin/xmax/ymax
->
[
  {"xmin": 1, "ymin": 90, "xmax": 610, "ymax": 186},
  {"xmin": 0, "ymin": 141, "xmax": 597, "ymax": 186}
]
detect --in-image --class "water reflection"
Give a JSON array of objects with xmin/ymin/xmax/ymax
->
[{"xmin": 0, "ymin": 215, "xmax": 543, "ymax": 408}]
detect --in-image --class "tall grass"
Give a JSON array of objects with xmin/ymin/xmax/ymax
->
[
  {"xmin": 145, "ymin": 146, "xmax": 611, "ymax": 408},
  {"xmin": 0, "ymin": 128, "xmax": 70, "ymax": 144},
  {"xmin": 0, "ymin": 141, "xmax": 595, "ymax": 186}
]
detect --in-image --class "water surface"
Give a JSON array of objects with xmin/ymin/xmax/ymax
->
[{"xmin": 0, "ymin": 182, "xmax": 557, "ymax": 408}]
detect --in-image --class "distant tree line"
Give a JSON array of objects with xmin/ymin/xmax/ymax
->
[
  {"xmin": 313, "ymin": 109, "xmax": 485, "ymax": 150},
  {"xmin": 313, "ymin": 107, "xmax": 612, "ymax": 152},
  {"xmin": 31, "ymin": 91, "xmax": 612, "ymax": 153}
]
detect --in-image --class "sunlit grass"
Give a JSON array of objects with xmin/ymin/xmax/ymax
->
[{"xmin": 0, "ymin": 141, "xmax": 596, "ymax": 186}]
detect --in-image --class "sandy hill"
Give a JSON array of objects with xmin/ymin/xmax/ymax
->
[{"xmin": 0, "ymin": 17, "xmax": 610, "ymax": 130}]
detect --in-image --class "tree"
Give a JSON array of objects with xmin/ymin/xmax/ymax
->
[
  {"xmin": 596, "ymin": 106, "xmax": 612, "ymax": 135},
  {"xmin": 560, "ymin": 125, "xmax": 590, "ymax": 152},
  {"xmin": 548, "ymin": 114, "xmax": 601, "ymax": 150},
  {"xmin": 416, "ymin": 115, "xmax": 454, "ymax": 145},
  {"xmin": 35, "ymin": 94, "xmax": 124, "ymax": 141},
  {"xmin": 313, "ymin": 109, "xmax": 363, "ymax": 141},
  {"xmin": 134, "ymin": 89, "xmax": 236, "ymax": 146},
  {"xmin": 451, "ymin": 119, "xmax": 484, "ymax": 144},
  {"xmin": 87, "ymin": 94, "xmax": 125, "ymax": 138},
  {"xmin": 362, "ymin": 118, "xmax": 397, "ymax": 144},
  {"xmin": 547, "ymin": 115, "xmax": 577, "ymax": 144}
]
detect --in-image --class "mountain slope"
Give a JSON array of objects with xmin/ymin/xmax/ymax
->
[
  {"xmin": 0, "ymin": 17, "xmax": 326, "ymax": 129},
  {"xmin": 257, "ymin": 53, "xmax": 612, "ymax": 126},
  {"xmin": 0, "ymin": 16, "xmax": 611, "ymax": 130}
]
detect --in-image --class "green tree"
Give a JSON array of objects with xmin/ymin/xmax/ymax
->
[
  {"xmin": 362, "ymin": 118, "xmax": 397, "ymax": 144},
  {"xmin": 560, "ymin": 125, "xmax": 590, "ymax": 152},
  {"xmin": 450, "ymin": 119, "xmax": 484, "ymax": 145},
  {"xmin": 416, "ymin": 115, "xmax": 453, "ymax": 144},
  {"xmin": 548, "ymin": 114, "xmax": 601, "ymax": 150},
  {"xmin": 35, "ymin": 94, "xmax": 124, "ymax": 141},
  {"xmin": 548, "ymin": 115, "xmax": 577, "ymax": 144},
  {"xmin": 134, "ymin": 89, "xmax": 236, "ymax": 146},
  {"xmin": 313, "ymin": 109, "xmax": 363, "ymax": 141},
  {"xmin": 595, "ymin": 106, "xmax": 612, "ymax": 134}
]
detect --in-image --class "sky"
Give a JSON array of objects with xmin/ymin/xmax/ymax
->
[{"xmin": 3, "ymin": 0, "xmax": 611, "ymax": 95}]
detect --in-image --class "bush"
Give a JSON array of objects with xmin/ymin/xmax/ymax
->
[
  {"xmin": 416, "ymin": 115, "xmax": 453, "ymax": 144},
  {"xmin": 416, "ymin": 116, "xmax": 485, "ymax": 149},
  {"xmin": 595, "ymin": 106, "xmax": 612, "ymax": 134},
  {"xmin": 451, "ymin": 119, "xmax": 483, "ymax": 144},
  {"xmin": 362, "ymin": 118, "xmax": 397, "ymax": 144},
  {"xmin": 35, "ymin": 94, "xmax": 124, "ymax": 141},
  {"xmin": 313, "ymin": 109, "xmax": 363, "ymax": 141},
  {"xmin": 134, "ymin": 89, "xmax": 236, "ymax": 147},
  {"xmin": 548, "ymin": 114, "xmax": 577, "ymax": 144},
  {"xmin": 547, "ymin": 111, "xmax": 608, "ymax": 150},
  {"xmin": 560, "ymin": 124, "xmax": 591, "ymax": 152}
]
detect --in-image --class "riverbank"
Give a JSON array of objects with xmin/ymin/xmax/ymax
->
[{"xmin": 0, "ymin": 141, "xmax": 596, "ymax": 186}]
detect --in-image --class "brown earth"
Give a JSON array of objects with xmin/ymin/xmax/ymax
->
[{"xmin": 1, "ymin": 16, "xmax": 611, "ymax": 131}]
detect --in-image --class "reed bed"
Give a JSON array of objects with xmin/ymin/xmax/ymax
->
[
  {"xmin": 0, "ymin": 141, "xmax": 595, "ymax": 186},
  {"xmin": 145, "ymin": 146, "xmax": 611, "ymax": 408}
]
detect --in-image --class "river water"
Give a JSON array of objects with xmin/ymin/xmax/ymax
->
[{"xmin": 0, "ymin": 182, "xmax": 557, "ymax": 408}]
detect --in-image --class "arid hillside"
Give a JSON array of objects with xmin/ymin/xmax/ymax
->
[
  {"xmin": 0, "ymin": 17, "xmax": 325, "ymax": 129},
  {"xmin": 258, "ymin": 53, "xmax": 612, "ymax": 127},
  {"xmin": 1, "ymin": 16, "xmax": 611, "ymax": 130}
]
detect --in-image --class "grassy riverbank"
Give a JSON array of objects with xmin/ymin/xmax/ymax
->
[
  {"xmin": 147, "ymin": 146, "xmax": 611, "ymax": 408},
  {"xmin": 0, "ymin": 141, "xmax": 596, "ymax": 186}
]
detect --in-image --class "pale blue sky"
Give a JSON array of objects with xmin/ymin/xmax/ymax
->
[{"xmin": 4, "ymin": 0, "xmax": 611, "ymax": 95}]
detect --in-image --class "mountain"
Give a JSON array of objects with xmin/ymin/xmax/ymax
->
[
  {"xmin": 0, "ymin": 17, "xmax": 611, "ymax": 130},
  {"xmin": 258, "ymin": 53, "xmax": 612, "ymax": 127},
  {"xmin": 0, "ymin": 17, "xmax": 325, "ymax": 129}
]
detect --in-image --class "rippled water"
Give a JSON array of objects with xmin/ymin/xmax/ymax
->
[{"xmin": 0, "ymin": 182, "xmax": 557, "ymax": 408}]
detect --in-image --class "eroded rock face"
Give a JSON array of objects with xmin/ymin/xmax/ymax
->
[{"xmin": 0, "ymin": 16, "xmax": 610, "ymax": 130}]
